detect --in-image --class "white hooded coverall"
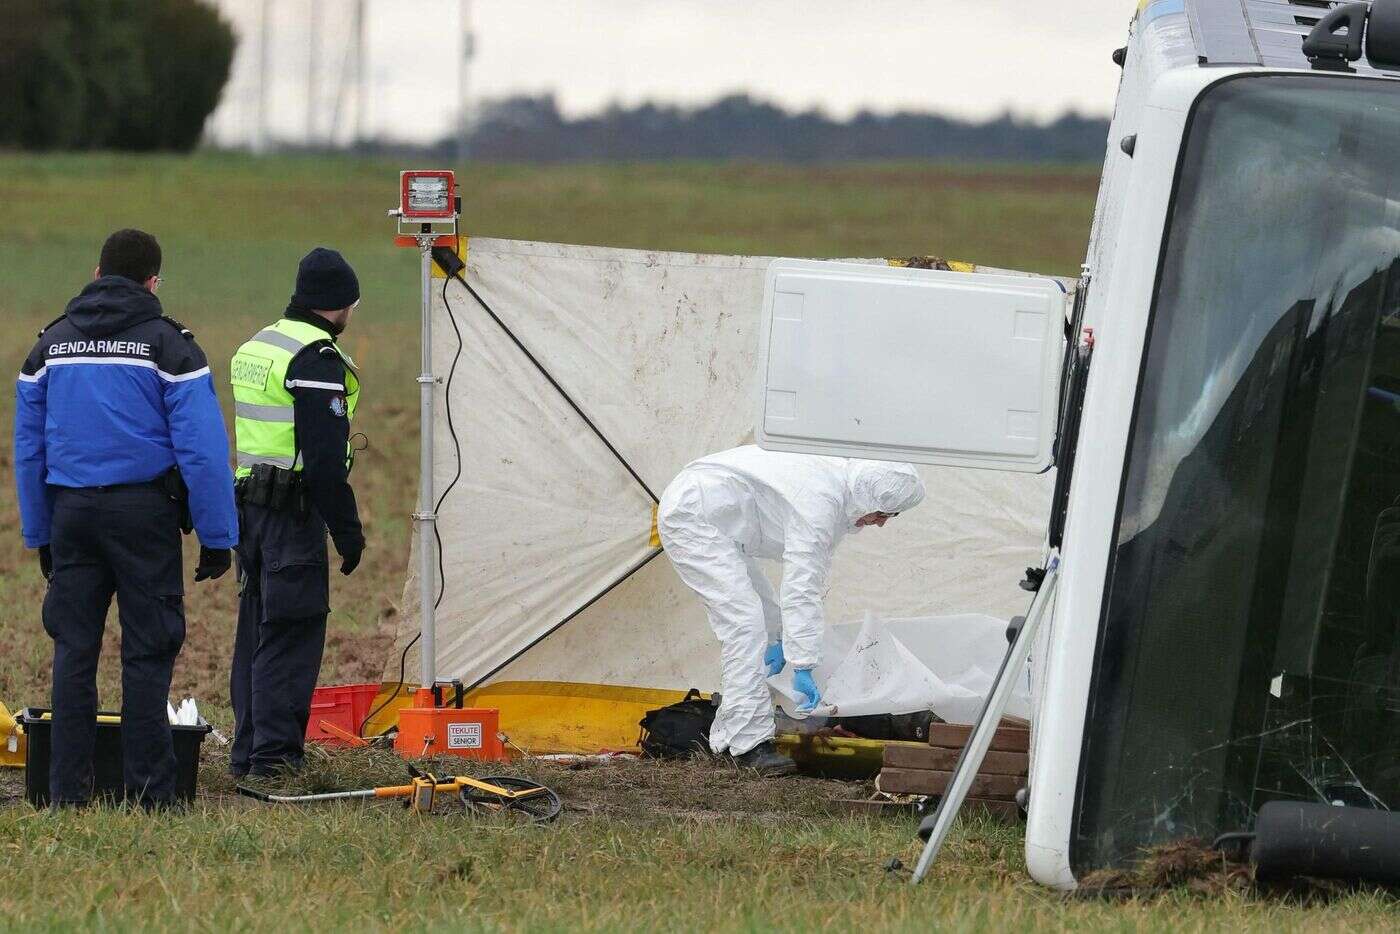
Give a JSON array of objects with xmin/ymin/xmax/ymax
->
[{"xmin": 656, "ymin": 445, "xmax": 926, "ymax": 756}]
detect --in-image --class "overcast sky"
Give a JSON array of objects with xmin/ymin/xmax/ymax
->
[{"xmin": 206, "ymin": 0, "xmax": 1130, "ymax": 147}]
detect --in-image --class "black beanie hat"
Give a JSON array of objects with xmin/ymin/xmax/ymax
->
[{"xmin": 291, "ymin": 247, "xmax": 360, "ymax": 312}]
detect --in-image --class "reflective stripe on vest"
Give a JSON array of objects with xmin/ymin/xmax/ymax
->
[{"xmin": 230, "ymin": 318, "xmax": 359, "ymax": 477}]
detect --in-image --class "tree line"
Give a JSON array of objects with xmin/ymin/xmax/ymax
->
[
  {"xmin": 428, "ymin": 93, "xmax": 1110, "ymax": 163},
  {"xmin": 0, "ymin": 1, "xmax": 1108, "ymax": 163},
  {"xmin": 0, "ymin": 0, "xmax": 234, "ymax": 152}
]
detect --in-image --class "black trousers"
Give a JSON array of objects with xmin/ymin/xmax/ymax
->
[
  {"xmin": 230, "ymin": 500, "xmax": 330, "ymax": 777},
  {"xmin": 43, "ymin": 485, "xmax": 185, "ymax": 805}
]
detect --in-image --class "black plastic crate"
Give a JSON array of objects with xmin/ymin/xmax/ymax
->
[{"xmin": 18, "ymin": 707, "xmax": 212, "ymax": 807}]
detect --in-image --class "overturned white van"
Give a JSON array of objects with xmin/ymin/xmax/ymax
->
[{"xmin": 757, "ymin": 0, "xmax": 1400, "ymax": 886}]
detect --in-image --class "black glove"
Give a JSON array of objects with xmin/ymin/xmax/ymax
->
[
  {"xmin": 339, "ymin": 545, "xmax": 363, "ymax": 577},
  {"xmin": 194, "ymin": 547, "xmax": 232, "ymax": 582},
  {"xmin": 38, "ymin": 544, "xmax": 53, "ymax": 581}
]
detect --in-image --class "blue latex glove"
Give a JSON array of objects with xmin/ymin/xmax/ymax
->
[
  {"xmin": 792, "ymin": 668, "xmax": 821, "ymax": 712},
  {"xmin": 764, "ymin": 641, "xmax": 786, "ymax": 677}
]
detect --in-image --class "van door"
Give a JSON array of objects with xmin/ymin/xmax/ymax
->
[{"xmin": 755, "ymin": 259, "xmax": 1067, "ymax": 471}]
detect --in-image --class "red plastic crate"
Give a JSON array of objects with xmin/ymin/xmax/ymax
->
[{"xmin": 306, "ymin": 683, "xmax": 381, "ymax": 745}]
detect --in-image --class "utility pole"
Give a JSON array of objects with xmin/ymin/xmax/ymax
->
[
  {"xmin": 255, "ymin": 0, "xmax": 270, "ymax": 153},
  {"xmin": 356, "ymin": 0, "xmax": 372, "ymax": 144},
  {"xmin": 329, "ymin": 0, "xmax": 366, "ymax": 147},
  {"xmin": 307, "ymin": 0, "xmax": 321, "ymax": 147},
  {"xmin": 458, "ymin": 0, "xmax": 475, "ymax": 163}
]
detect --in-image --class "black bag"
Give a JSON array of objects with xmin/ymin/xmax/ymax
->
[
  {"xmin": 638, "ymin": 689, "xmax": 717, "ymax": 759},
  {"xmin": 827, "ymin": 711, "xmax": 936, "ymax": 742}
]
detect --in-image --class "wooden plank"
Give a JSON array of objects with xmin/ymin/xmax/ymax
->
[
  {"xmin": 883, "ymin": 744, "xmax": 1028, "ymax": 776},
  {"xmin": 877, "ymin": 767, "xmax": 1024, "ymax": 800},
  {"xmin": 927, "ymin": 722, "xmax": 1029, "ymax": 753}
]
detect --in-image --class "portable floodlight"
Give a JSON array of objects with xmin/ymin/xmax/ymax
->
[
  {"xmin": 389, "ymin": 171, "xmax": 461, "ymax": 695},
  {"xmin": 400, "ymin": 170, "xmax": 456, "ymax": 218},
  {"xmin": 391, "ymin": 170, "xmax": 459, "ymax": 246}
]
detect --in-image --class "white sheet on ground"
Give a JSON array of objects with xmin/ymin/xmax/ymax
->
[{"xmin": 768, "ymin": 613, "xmax": 1030, "ymax": 724}]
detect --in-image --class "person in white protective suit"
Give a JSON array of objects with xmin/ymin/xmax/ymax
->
[{"xmin": 657, "ymin": 445, "xmax": 925, "ymax": 775}]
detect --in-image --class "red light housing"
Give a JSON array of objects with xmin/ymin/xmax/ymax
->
[{"xmin": 400, "ymin": 170, "xmax": 456, "ymax": 219}]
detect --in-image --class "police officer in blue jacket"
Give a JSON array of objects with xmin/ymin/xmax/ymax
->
[{"xmin": 13, "ymin": 229, "xmax": 238, "ymax": 808}]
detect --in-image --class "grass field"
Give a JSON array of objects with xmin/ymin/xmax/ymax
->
[{"xmin": 1, "ymin": 154, "xmax": 1394, "ymax": 931}]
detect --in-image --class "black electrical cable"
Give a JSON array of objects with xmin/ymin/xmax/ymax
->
[
  {"xmin": 433, "ymin": 274, "xmax": 467, "ymax": 595},
  {"xmin": 358, "ymin": 276, "xmax": 465, "ymax": 737},
  {"xmin": 463, "ymin": 545, "xmax": 664, "ymax": 693},
  {"xmin": 359, "ymin": 633, "xmax": 419, "ymax": 739},
  {"xmin": 448, "ymin": 270, "xmax": 659, "ymax": 504},
  {"xmin": 443, "ymin": 266, "xmax": 669, "ymax": 692}
]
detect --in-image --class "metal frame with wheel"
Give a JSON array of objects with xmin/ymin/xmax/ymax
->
[
  {"xmin": 911, "ymin": 553, "xmax": 1060, "ymax": 884},
  {"xmin": 236, "ymin": 766, "xmax": 563, "ymax": 824},
  {"xmin": 458, "ymin": 775, "xmax": 563, "ymax": 823}
]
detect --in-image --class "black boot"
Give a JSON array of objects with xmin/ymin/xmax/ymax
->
[{"xmin": 730, "ymin": 741, "xmax": 798, "ymax": 777}]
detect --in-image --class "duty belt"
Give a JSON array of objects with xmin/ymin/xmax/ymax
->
[
  {"xmin": 235, "ymin": 462, "xmax": 308, "ymax": 516},
  {"xmin": 67, "ymin": 468, "xmax": 193, "ymax": 534}
]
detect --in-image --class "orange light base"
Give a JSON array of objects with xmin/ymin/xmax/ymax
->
[
  {"xmin": 394, "ymin": 234, "xmax": 458, "ymax": 248},
  {"xmin": 394, "ymin": 694, "xmax": 505, "ymax": 762}
]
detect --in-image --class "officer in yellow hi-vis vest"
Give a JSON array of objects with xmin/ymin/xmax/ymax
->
[{"xmin": 228, "ymin": 247, "xmax": 364, "ymax": 778}]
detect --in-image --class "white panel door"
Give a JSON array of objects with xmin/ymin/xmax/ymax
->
[{"xmin": 756, "ymin": 259, "xmax": 1066, "ymax": 471}]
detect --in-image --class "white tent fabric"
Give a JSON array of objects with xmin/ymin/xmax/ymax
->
[
  {"xmin": 393, "ymin": 238, "xmax": 1055, "ymax": 695},
  {"xmin": 768, "ymin": 613, "xmax": 1032, "ymax": 724}
]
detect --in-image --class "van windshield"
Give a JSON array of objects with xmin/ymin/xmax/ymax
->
[{"xmin": 1074, "ymin": 75, "xmax": 1400, "ymax": 872}]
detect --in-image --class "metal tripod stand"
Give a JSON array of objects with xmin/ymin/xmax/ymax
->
[{"xmin": 911, "ymin": 552, "xmax": 1060, "ymax": 884}]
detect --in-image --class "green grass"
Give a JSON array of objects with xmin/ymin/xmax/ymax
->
[
  {"xmin": 2, "ymin": 751, "xmax": 1396, "ymax": 932},
  {"xmin": 2, "ymin": 153, "xmax": 1394, "ymax": 930}
]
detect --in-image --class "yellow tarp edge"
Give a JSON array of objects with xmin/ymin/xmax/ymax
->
[
  {"xmin": 361, "ymin": 680, "xmax": 692, "ymax": 753},
  {"xmin": 361, "ymin": 680, "xmax": 890, "ymax": 776},
  {"xmin": 468, "ymin": 681, "xmax": 690, "ymax": 754},
  {"xmin": 886, "ymin": 257, "xmax": 977, "ymax": 273},
  {"xmin": 776, "ymin": 732, "xmax": 915, "ymax": 780},
  {"xmin": 428, "ymin": 236, "xmax": 468, "ymax": 278}
]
